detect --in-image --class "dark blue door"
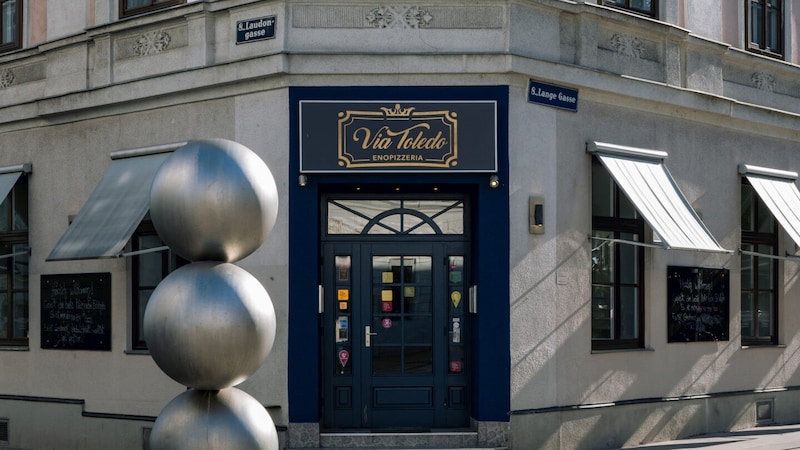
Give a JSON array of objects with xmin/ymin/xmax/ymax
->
[{"xmin": 321, "ymin": 197, "xmax": 470, "ymax": 430}]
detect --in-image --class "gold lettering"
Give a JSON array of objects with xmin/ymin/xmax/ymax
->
[
  {"xmin": 354, "ymin": 123, "xmax": 448, "ymax": 151},
  {"xmin": 353, "ymin": 126, "xmax": 392, "ymax": 150}
]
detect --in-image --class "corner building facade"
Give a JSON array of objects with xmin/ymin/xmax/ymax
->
[{"xmin": 2, "ymin": 1, "xmax": 800, "ymax": 449}]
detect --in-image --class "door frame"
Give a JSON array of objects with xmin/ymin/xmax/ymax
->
[{"xmin": 287, "ymin": 85, "xmax": 510, "ymax": 432}]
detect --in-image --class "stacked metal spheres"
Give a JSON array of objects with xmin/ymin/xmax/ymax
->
[{"xmin": 143, "ymin": 139, "xmax": 279, "ymax": 450}]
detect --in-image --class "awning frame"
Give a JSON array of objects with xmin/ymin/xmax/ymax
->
[
  {"xmin": 46, "ymin": 142, "xmax": 186, "ymax": 261},
  {"xmin": 588, "ymin": 141, "xmax": 731, "ymax": 254}
]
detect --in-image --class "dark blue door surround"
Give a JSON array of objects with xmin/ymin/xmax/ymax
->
[{"xmin": 288, "ymin": 86, "xmax": 510, "ymax": 427}]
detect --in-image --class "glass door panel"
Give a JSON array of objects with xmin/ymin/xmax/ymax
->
[{"xmin": 371, "ymin": 256, "xmax": 433, "ymax": 375}]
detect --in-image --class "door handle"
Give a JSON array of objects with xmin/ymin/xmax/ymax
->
[{"xmin": 365, "ymin": 325, "xmax": 378, "ymax": 347}]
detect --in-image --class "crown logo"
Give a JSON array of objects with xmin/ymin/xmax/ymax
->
[{"xmin": 379, "ymin": 104, "xmax": 415, "ymax": 117}]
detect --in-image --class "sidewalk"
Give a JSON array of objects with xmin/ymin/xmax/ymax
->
[{"xmin": 622, "ymin": 423, "xmax": 800, "ymax": 449}]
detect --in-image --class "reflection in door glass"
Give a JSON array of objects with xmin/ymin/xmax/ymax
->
[{"xmin": 372, "ymin": 255, "xmax": 433, "ymax": 374}]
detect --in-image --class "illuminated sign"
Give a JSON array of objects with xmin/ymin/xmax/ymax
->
[{"xmin": 300, "ymin": 100, "xmax": 497, "ymax": 173}]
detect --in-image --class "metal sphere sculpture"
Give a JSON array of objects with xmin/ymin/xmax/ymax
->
[
  {"xmin": 149, "ymin": 138, "xmax": 278, "ymax": 262},
  {"xmin": 145, "ymin": 139, "xmax": 279, "ymax": 450},
  {"xmin": 143, "ymin": 261, "xmax": 276, "ymax": 389},
  {"xmin": 149, "ymin": 388, "xmax": 279, "ymax": 450}
]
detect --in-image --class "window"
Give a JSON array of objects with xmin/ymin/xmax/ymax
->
[
  {"xmin": 591, "ymin": 158, "xmax": 644, "ymax": 350},
  {"xmin": 598, "ymin": 0, "xmax": 657, "ymax": 17},
  {"xmin": 120, "ymin": 0, "xmax": 184, "ymax": 18},
  {"xmin": 747, "ymin": 0, "xmax": 783, "ymax": 58},
  {"xmin": 0, "ymin": 0, "xmax": 21, "ymax": 53},
  {"xmin": 741, "ymin": 180, "xmax": 778, "ymax": 345},
  {"xmin": 0, "ymin": 177, "xmax": 28, "ymax": 346},
  {"xmin": 131, "ymin": 219, "xmax": 186, "ymax": 350}
]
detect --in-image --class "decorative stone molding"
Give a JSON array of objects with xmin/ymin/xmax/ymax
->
[
  {"xmin": 0, "ymin": 69, "xmax": 13, "ymax": 88},
  {"xmin": 292, "ymin": 5, "xmax": 503, "ymax": 29},
  {"xmin": 610, "ymin": 33, "xmax": 645, "ymax": 58},
  {"xmin": 751, "ymin": 72, "xmax": 776, "ymax": 91},
  {"xmin": 133, "ymin": 30, "xmax": 172, "ymax": 57},
  {"xmin": 366, "ymin": 5, "xmax": 433, "ymax": 28}
]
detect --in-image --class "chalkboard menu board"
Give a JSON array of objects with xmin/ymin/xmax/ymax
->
[
  {"xmin": 667, "ymin": 266, "xmax": 729, "ymax": 343},
  {"xmin": 41, "ymin": 273, "xmax": 111, "ymax": 350}
]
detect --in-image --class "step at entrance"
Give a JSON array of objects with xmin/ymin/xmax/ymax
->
[{"xmin": 305, "ymin": 430, "xmax": 505, "ymax": 449}]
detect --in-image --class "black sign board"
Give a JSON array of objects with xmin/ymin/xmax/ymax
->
[
  {"xmin": 667, "ymin": 266, "xmax": 729, "ymax": 343},
  {"xmin": 300, "ymin": 100, "xmax": 498, "ymax": 173},
  {"xmin": 41, "ymin": 273, "xmax": 111, "ymax": 350},
  {"xmin": 236, "ymin": 15, "xmax": 276, "ymax": 44},
  {"xmin": 527, "ymin": 79, "xmax": 578, "ymax": 112}
]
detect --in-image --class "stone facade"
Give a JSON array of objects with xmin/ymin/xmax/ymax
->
[{"xmin": 1, "ymin": 1, "xmax": 800, "ymax": 449}]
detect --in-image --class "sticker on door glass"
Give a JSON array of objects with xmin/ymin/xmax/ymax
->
[
  {"xmin": 337, "ymin": 289, "xmax": 349, "ymax": 301},
  {"xmin": 339, "ymin": 349, "xmax": 350, "ymax": 368},
  {"xmin": 336, "ymin": 316, "xmax": 349, "ymax": 342},
  {"xmin": 451, "ymin": 291, "xmax": 462, "ymax": 308},
  {"xmin": 381, "ymin": 289, "xmax": 393, "ymax": 301},
  {"xmin": 404, "ymin": 286, "xmax": 415, "ymax": 297},
  {"xmin": 449, "ymin": 361, "xmax": 462, "ymax": 373},
  {"xmin": 382, "ymin": 318, "xmax": 393, "ymax": 329},
  {"xmin": 451, "ymin": 317, "xmax": 461, "ymax": 343},
  {"xmin": 382, "ymin": 272, "xmax": 393, "ymax": 283}
]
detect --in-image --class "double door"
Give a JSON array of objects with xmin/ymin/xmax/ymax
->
[{"xmin": 322, "ymin": 241, "xmax": 469, "ymax": 429}]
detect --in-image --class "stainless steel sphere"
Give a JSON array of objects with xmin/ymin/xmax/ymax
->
[
  {"xmin": 149, "ymin": 387, "xmax": 279, "ymax": 450},
  {"xmin": 143, "ymin": 261, "xmax": 276, "ymax": 389},
  {"xmin": 149, "ymin": 139, "xmax": 279, "ymax": 263}
]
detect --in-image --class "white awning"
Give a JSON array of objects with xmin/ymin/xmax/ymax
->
[
  {"xmin": 587, "ymin": 141, "xmax": 728, "ymax": 253},
  {"xmin": 46, "ymin": 142, "xmax": 186, "ymax": 261},
  {"xmin": 739, "ymin": 164, "xmax": 800, "ymax": 248}
]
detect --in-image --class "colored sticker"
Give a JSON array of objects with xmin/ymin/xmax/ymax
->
[
  {"xmin": 339, "ymin": 350, "xmax": 350, "ymax": 367},
  {"xmin": 382, "ymin": 318, "xmax": 393, "ymax": 329},
  {"xmin": 450, "ymin": 361, "xmax": 462, "ymax": 373},
  {"xmin": 382, "ymin": 272, "xmax": 394, "ymax": 283},
  {"xmin": 451, "ymin": 291, "xmax": 462, "ymax": 308},
  {"xmin": 404, "ymin": 286, "xmax": 415, "ymax": 297},
  {"xmin": 337, "ymin": 289, "xmax": 349, "ymax": 301},
  {"xmin": 450, "ymin": 271, "xmax": 462, "ymax": 283},
  {"xmin": 336, "ymin": 317, "xmax": 349, "ymax": 342},
  {"xmin": 339, "ymin": 301, "xmax": 348, "ymax": 311},
  {"xmin": 381, "ymin": 290, "xmax": 393, "ymax": 301},
  {"xmin": 382, "ymin": 302, "xmax": 393, "ymax": 312}
]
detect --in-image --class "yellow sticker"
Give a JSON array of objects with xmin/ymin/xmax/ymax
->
[
  {"xmin": 382, "ymin": 272, "xmax": 394, "ymax": 283},
  {"xmin": 337, "ymin": 289, "xmax": 349, "ymax": 301},
  {"xmin": 451, "ymin": 291, "xmax": 462, "ymax": 308},
  {"xmin": 404, "ymin": 286, "xmax": 415, "ymax": 297},
  {"xmin": 382, "ymin": 290, "xmax": 393, "ymax": 301}
]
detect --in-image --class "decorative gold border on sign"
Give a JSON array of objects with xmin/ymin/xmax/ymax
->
[{"xmin": 337, "ymin": 104, "xmax": 458, "ymax": 169}]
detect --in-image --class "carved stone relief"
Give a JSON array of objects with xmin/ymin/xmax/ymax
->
[
  {"xmin": 133, "ymin": 30, "xmax": 172, "ymax": 57},
  {"xmin": 366, "ymin": 6, "xmax": 433, "ymax": 28},
  {"xmin": 610, "ymin": 33, "xmax": 645, "ymax": 58},
  {"xmin": 751, "ymin": 72, "xmax": 776, "ymax": 91},
  {"xmin": 0, "ymin": 69, "xmax": 14, "ymax": 88}
]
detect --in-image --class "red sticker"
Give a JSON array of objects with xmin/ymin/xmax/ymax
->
[
  {"xmin": 450, "ymin": 361, "xmax": 462, "ymax": 373},
  {"xmin": 382, "ymin": 302, "xmax": 393, "ymax": 312},
  {"xmin": 382, "ymin": 318, "xmax": 392, "ymax": 329},
  {"xmin": 339, "ymin": 350, "xmax": 350, "ymax": 367}
]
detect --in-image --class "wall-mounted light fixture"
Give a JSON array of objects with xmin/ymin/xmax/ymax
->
[
  {"xmin": 489, "ymin": 175, "xmax": 500, "ymax": 188},
  {"xmin": 298, "ymin": 174, "xmax": 308, "ymax": 187},
  {"xmin": 529, "ymin": 196, "xmax": 544, "ymax": 234}
]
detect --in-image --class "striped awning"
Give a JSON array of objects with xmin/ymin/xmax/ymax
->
[{"xmin": 588, "ymin": 141, "xmax": 728, "ymax": 253}]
